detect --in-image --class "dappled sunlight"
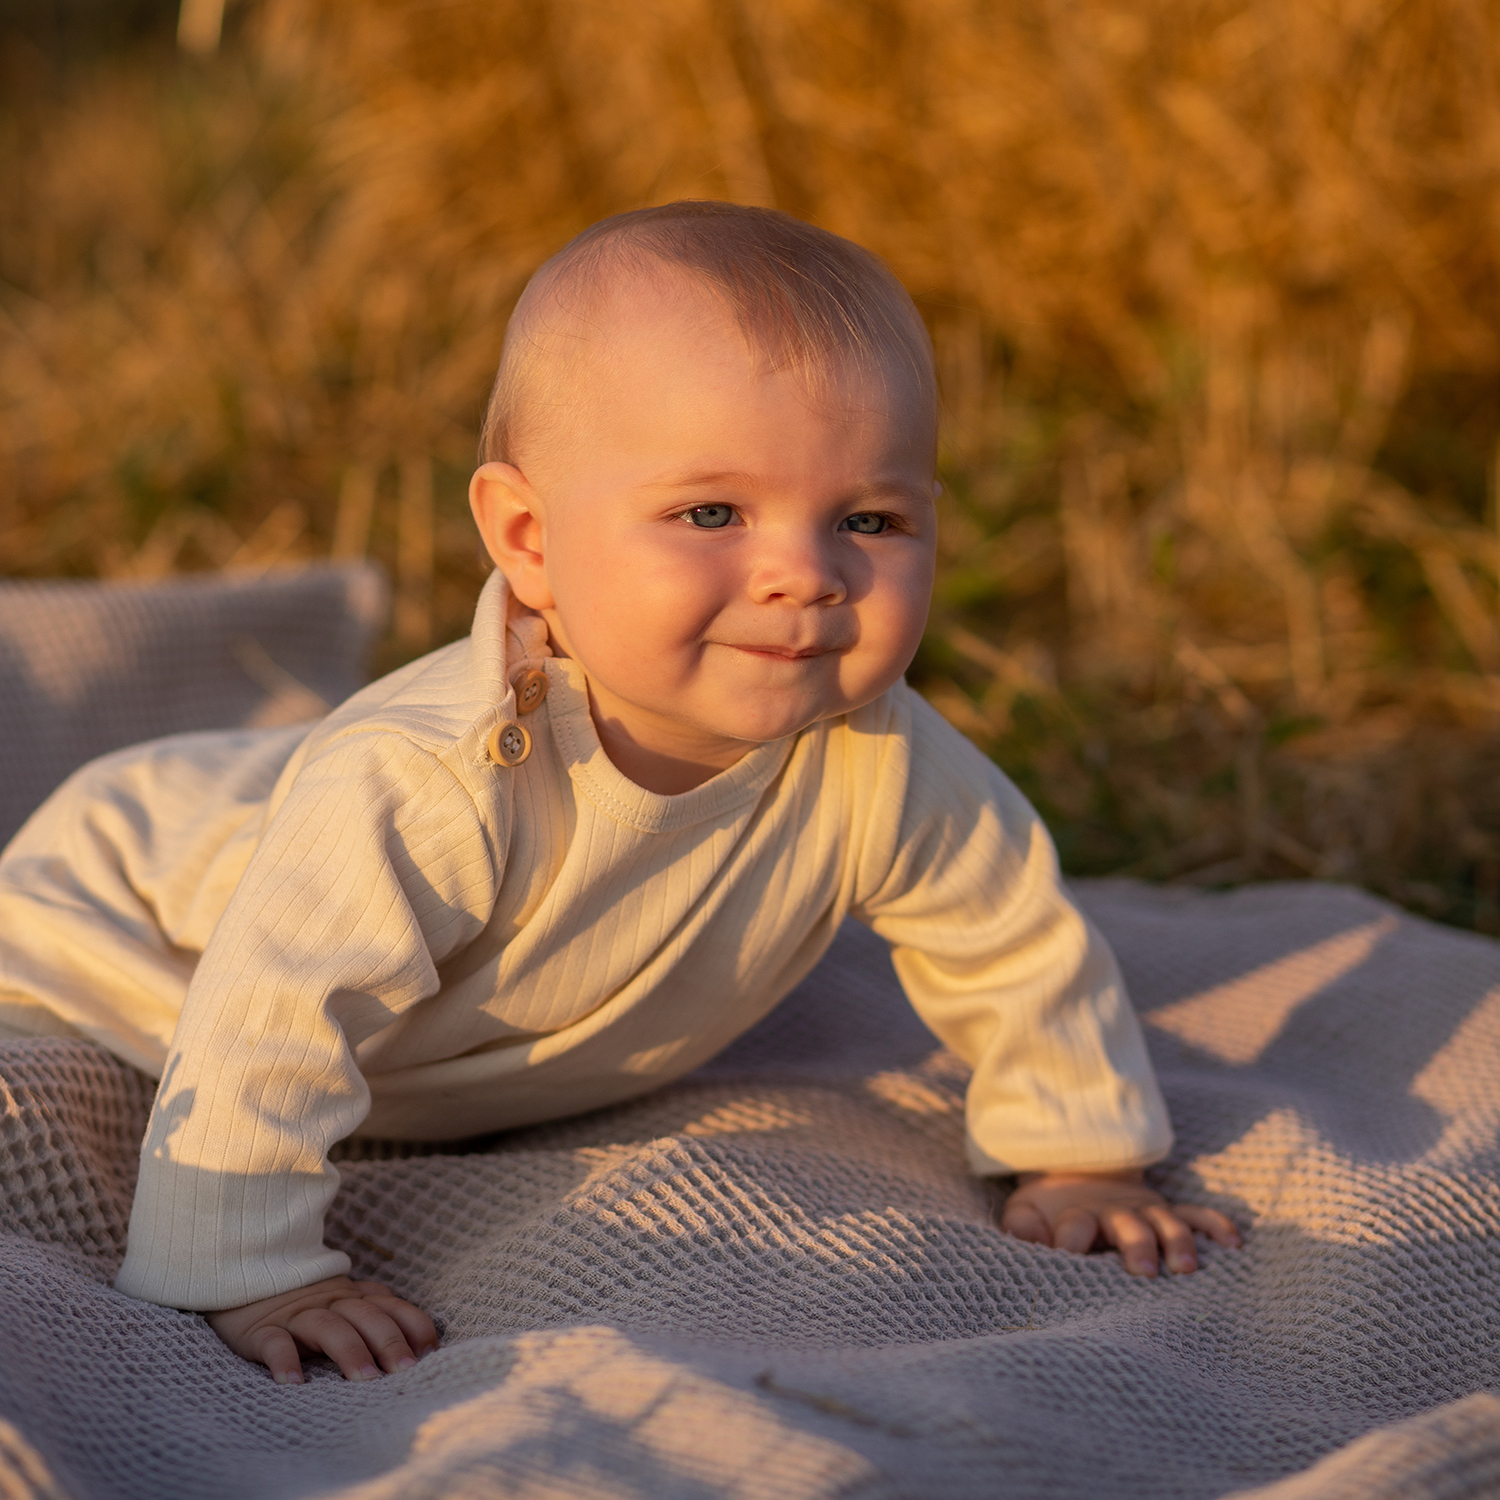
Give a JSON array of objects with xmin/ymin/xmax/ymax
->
[{"xmin": 1147, "ymin": 916, "xmax": 1397, "ymax": 1066}]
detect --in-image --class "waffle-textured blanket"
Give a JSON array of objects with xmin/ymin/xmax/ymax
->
[{"xmin": 3, "ymin": 878, "xmax": 1500, "ymax": 1500}]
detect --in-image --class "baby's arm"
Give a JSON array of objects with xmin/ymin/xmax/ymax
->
[
  {"xmin": 857, "ymin": 693, "xmax": 1242, "ymax": 1275},
  {"xmin": 206, "ymin": 1276, "xmax": 438, "ymax": 1384},
  {"xmin": 116, "ymin": 732, "xmax": 500, "ymax": 1359},
  {"xmin": 999, "ymin": 1170, "xmax": 1240, "ymax": 1276}
]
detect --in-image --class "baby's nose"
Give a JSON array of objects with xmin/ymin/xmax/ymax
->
[{"xmin": 746, "ymin": 537, "xmax": 847, "ymax": 607}]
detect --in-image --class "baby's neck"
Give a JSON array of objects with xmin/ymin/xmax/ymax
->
[
  {"xmin": 590, "ymin": 709, "xmax": 752, "ymax": 795},
  {"xmin": 538, "ymin": 614, "xmax": 761, "ymax": 795}
]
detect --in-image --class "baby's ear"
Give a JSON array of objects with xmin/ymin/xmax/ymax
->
[{"xmin": 469, "ymin": 462, "xmax": 554, "ymax": 610}]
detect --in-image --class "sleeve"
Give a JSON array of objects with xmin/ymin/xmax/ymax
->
[
  {"xmin": 114, "ymin": 731, "xmax": 500, "ymax": 1310},
  {"xmin": 852, "ymin": 691, "xmax": 1173, "ymax": 1176}
]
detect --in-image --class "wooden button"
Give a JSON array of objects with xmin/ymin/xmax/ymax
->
[
  {"xmin": 512, "ymin": 667, "xmax": 548, "ymax": 715},
  {"xmin": 487, "ymin": 721, "xmax": 532, "ymax": 767}
]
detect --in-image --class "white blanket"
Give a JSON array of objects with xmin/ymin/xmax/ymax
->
[{"xmin": 2, "ymin": 879, "xmax": 1499, "ymax": 1500}]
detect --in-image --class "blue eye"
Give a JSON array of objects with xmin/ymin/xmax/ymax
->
[
  {"xmin": 842, "ymin": 513, "xmax": 887, "ymax": 535},
  {"xmin": 684, "ymin": 505, "xmax": 735, "ymax": 529}
]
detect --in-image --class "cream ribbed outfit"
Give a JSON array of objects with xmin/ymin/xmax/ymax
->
[{"xmin": 0, "ymin": 571, "xmax": 1170, "ymax": 1311}]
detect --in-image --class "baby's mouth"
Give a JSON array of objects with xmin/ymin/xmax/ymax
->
[{"xmin": 724, "ymin": 643, "xmax": 836, "ymax": 661}]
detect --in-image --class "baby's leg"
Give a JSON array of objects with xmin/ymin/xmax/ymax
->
[{"xmin": 0, "ymin": 725, "xmax": 307, "ymax": 1076}]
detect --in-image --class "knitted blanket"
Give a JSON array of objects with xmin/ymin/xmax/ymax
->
[{"xmin": 3, "ymin": 879, "xmax": 1499, "ymax": 1500}]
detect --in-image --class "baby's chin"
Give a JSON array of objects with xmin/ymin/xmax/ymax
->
[{"xmin": 695, "ymin": 689, "xmax": 884, "ymax": 746}]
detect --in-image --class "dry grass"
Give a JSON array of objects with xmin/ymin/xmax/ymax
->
[{"xmin": 3, "ymin": 0, "xmax": 1500, "ymax": 925}]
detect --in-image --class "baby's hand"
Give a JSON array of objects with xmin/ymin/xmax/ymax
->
[
  {"xmin": 999, "ymin": 1169, "xmax": 1240, "ymax": 1277},
  {"xmin": 206, "ymin": 1275, "xmax": 439, "ymax": 1384}
]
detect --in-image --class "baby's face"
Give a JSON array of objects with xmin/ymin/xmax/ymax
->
[{"xmin": 471, "ymin": 276, "xmax": 937, "ymax": 793}]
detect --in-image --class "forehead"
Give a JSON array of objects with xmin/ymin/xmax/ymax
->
[
  {"xmin": 541, "ymin": 251, "xmax": 917, "ymax": 381},
  {"xmin": 543, "ymin": 268, "xmax": 934, "ymax": 447}
]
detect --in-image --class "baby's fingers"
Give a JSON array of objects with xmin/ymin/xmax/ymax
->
[
  {"xmin": 331, "ymin": 1298, "xmax": 423, "ymax": 1374},
  {"xmin": 1100, "ymin": 1209, "xmax": 1159, "ymax": 1277},
  {"xmin": 1142, "ymin": 1205, "xmax": 1199, "ymax": 1275},
  {"xmin": 999, "ymin": 1197, "xmax": 1054, "ymax": 1246},
  {"xmin": 1052, "ymin": 1207, "xmax": 1099, "ymax": 1256},
  {"xmin": 1174, "ymin": 1204, "xmax": 1243, "ymax": 1248},
  {"xmin": 375, "ymin": 1297, "xmax": 439, "ymax": 1359},
  {"xmin": 346, "ymin": 1281, "xmax": 438, "ymax": 1359},
  {"xmin": 287, "ymin": 1307, "xmax": 385, "ymax": 1382},
  {"xmin": 242, "ymin": 1325, "xmax": 305, "ymax": 1386}
]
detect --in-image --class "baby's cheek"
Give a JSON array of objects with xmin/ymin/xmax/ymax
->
[{"xmin": 848, "ymin": 620, "xmax": 919, "ymax": 702}]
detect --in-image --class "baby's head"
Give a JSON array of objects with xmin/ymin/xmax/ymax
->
[{"xmin": 469, "ymin": 201, "xmax": 938, "ymax": 794}]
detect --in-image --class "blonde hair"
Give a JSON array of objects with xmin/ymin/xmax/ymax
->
[{"xmin": 479, "ymin": 201, "xmax": 935, "ymax": 466}]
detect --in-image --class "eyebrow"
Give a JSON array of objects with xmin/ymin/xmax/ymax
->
[
  {"xmin": 651, "ymin": 468, "xmax": 760, "ymax": 490},
  {"xmin": 649, "ymin": 469, "xmax": 928, "ymax": 505}
]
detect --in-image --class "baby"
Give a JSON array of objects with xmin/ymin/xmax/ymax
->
[{"xmin": 0, "ymin": 202, "xmax": 1237, "ymax": 1384}]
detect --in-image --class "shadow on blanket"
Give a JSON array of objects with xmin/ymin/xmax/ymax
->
[{"xmin": 3, "ymin": 881, "xmax": 1500, "ymax": 1500}]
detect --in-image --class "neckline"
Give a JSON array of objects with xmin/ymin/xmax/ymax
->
[{"xmin": 542, "ymin": 657, "xmax": 792, "ymax": 834}]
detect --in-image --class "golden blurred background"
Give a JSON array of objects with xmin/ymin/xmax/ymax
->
[{"xmin": 3, "ymin": 0, "xmax": 1500, "ymax": 925}]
